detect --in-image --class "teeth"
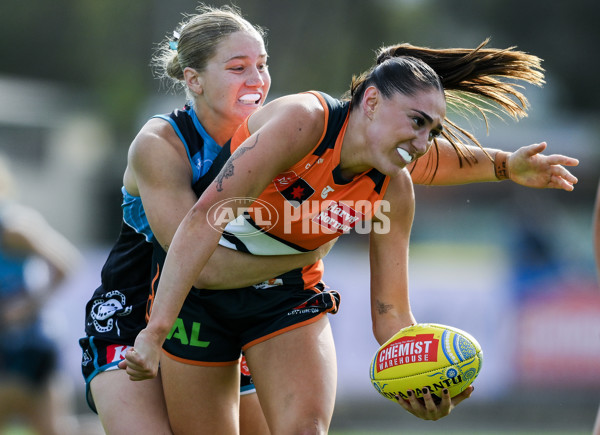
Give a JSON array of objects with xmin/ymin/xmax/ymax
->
[
  {"xmin": 239, "ymin": 93, "xmax": 261, "ymax": 104},
  {"xmin": 397, "ymin": 148, "xmax": 413, "ymax": 163}
]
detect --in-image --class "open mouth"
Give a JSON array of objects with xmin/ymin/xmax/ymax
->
[
  {"xmin": 396, "ymin": 148, "xmax": 414, "ymax": 164},
  {"xmin": 238, "ymin": 93, "xmax": 262, "ymax": 105}
]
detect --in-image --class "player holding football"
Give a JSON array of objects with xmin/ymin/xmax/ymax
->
[
  {"xmin": 79, "ymin": 6, "xmax": 336, "ymax": 434},
  {"xmin": 123, "ymin": 37, "xmax": 578, "ymax": 434}
]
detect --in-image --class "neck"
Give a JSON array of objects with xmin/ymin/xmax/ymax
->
[
  {"xmin": 191, "ymin": 106, "xmax": 237, "ymax": 146},
  {"xmin": 338, "ymin": 110, "xmax": 372, "ymax": 179}
]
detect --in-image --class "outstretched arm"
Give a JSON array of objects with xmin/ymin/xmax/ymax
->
[
  {"xmin": 409, "ymin": 139, "xmax": 578, "ymax": 191},
  {"xmin": 369, "ymin": 170, "xmax": 472, "ymax": 421}
]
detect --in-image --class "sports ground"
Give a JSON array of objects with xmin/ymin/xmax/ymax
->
[{"xmin": 327, "ymin": 392, "xmax": 597, "ymax": 434}]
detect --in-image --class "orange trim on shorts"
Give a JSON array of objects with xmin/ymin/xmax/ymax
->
[
  {"xmin": 146, "ymin": 263, "xmax": 160, "ymax": 323},
  {"xmin": 161, "ymin": 349, "xmax": 240, "ymax": 367},
  {"xmin": 301, "ymin": 261, "xmax": 324, "ymax": 290},
  {"xmin": 241, "ymin": 312, "xmax": 326, "ymax": 352}
]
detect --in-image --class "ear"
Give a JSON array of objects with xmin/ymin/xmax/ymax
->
[
  {"xmin": 362, "ymin": 86, "xmax": 379, "ymax": 120},
  {"xmin": 183, "ymin": 67, "xmax": 203, "ymax": 95}
]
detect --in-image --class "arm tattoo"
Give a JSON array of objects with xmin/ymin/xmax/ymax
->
[
  {"xmin": 376, "ymin": 299, "xmax": 393, "ymax": 315},
  {"xmin": 215, "ymin": 134, "xmax": 260, "ymax": 192}
]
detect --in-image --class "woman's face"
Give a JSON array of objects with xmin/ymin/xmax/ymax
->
[
  {"xmin": 364, "ymin": 86, "xmax": 446, "ymax": 177},
  {"xmin": 191, "ymin": 30, "xmax": 271, "ymax": 139}
]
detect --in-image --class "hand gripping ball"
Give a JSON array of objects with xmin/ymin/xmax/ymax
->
[{"xmin": 369, "ymin": 323, "xmax": 483, "ymax": 402}]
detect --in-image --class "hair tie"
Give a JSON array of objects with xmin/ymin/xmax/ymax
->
[{"xmin": 169, "ymin": 30, "xmax": 180, "ymax": 51}]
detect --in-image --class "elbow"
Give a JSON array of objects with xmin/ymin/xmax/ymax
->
[
  {"xmin": 191, "ymin": 197, "xmax": 231, "ymax": 233},
  {"xmin": 194, "ymin": 269, "xmax": 220, "ymax": 290},
  {"xmin": 372, "ymin": 320, "xmax": 387, "ymax": 346}
]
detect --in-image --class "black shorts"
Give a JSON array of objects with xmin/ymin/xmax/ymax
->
[
  {"xmin": 79, "ymin": 337, "xmax": 262, "ymax": 413},
  {"xmin": 80, "ymin": 284, "xmax": 151, "ymax": 413},
  {"xmin": 83, "ymin": 285, "xmax": 149, "ymax": 346},
  {"xmin": 161, "ymin": 282, "xmax": 340, "ymax": 365}
]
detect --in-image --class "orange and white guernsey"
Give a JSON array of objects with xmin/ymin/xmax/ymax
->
[{"xmin": 218, "ymin": 91, "xmax": 391, "ymax": 288}]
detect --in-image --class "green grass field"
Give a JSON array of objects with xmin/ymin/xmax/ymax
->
[
  {"xmin": 330, "ymin": 431, "xmax": 588, "ymax": 435},
  {"xmin": 3, "ymin": 429, "xmax": 589, "ymax": 435}
]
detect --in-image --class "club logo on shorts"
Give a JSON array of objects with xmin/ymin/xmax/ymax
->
[
  {"xmin": 107, "ymin": 344, "xmax": 132, "ymax": 363},
  {"xmin": 253, "ymin": 278, "xmax": 283, "ymax": 289},
  {"xmin": 88, "ymin": 290, "xmax": 133, "ymax": 335},
  {"xmin": 82, "ymin": 349, "xmax": 92, "ymax": 366}
]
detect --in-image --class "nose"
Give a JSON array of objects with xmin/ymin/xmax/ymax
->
[
  {"xmin": 246, "ymin": 67, "xmax": 265, "ymax": 87},
  {"xmin": 411, "ymin": 130, "xmax": 431, "ymax": 158}
]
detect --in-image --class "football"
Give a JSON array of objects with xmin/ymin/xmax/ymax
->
[{"xmin": 369, "ymin": 323, "xmax": 483, "ymax": 402}]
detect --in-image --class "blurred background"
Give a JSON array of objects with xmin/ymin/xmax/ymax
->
[{"xmin": 0, "ymin": 0, "xmax": 598, "ymax": 433}]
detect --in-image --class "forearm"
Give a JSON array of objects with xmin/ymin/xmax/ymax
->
[
  {"xmin": 412, "ymin": 140, "xmax": 578, "ymax": 191},
  {"xmin": 146, "ymin": 212, "xmax": 220, "ymax": 341},
  {"xmin": 371, "ymin": 304, "xmax": 416, "ymax": 345},
  {"xmin": 409, "ymin": 140, "xmax": 501, "ymax": 185},
  {"xmin": 197, "ymin": 240, "xmax": 335, "ymax": 289},
  {"xmin": 369, "ymin": 173, "xmax": 418, "ymax": 344},
  {"xmin": 197, "ymin": 249, "xmax": 314, "ymax": 289},
  {"xmin": 370, "ymin": 262, "xmax": 416, "ymax": 345}
]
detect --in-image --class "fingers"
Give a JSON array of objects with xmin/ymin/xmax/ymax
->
[
  {"xmin": 554, "ymin": 165, "xmax": 578, "ymax": 184},
  {"xmin": 438, "ymin": 388, "xmax": 452, "ymax": 413},
  {"xmin": 522, "ymin": 142, "xmax": 579, "ymax": 168},
  {"xmin": 545, "ymin": 154, "xmax": 580, "ymax": 167},
  {"xmin": 395, "ymin": 390, "xmax": 415, "ymax": 413},
  {"xmin": 421, "ymin": 388, "xmax": 445, "ymax": 421},
  {"xmin": 395, "ymin": 387, "xmax": 462, "ymax": 421},
  {"xmin": 402, "ymin": 390, "xmax": 428, "ymax": 417},
  {"xmin": 451, "ymin": 385, "xmax": 474, "ymax": 406},
  {"xmin": 511, "ymin": 142, "xmax": 579, "ymax": 191},
  {"xmin": 550, "ymin": 175, "xmax": 575, "ymax": 192},
  {"xmin": 121, "ymin": 348, "xmax": 157, "ymax": 381},
  {"xmin": 525, "ymin": 141, "xmax": 547, "ymax": 156}
]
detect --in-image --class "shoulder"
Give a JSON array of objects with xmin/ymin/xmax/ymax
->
[
  {"xmin": 125, "ymin": 117, "xmax": 192, "ymax": 192},
  {"xmin": 380, "ymin": 169, "xmax": 415, "ymax": 222},
  {"xmin": 130, "ymin": 117, "xmax": 182, "ymax": 154},
  {"xmin": 129, "ymin": 117, "xmax": 189, "ymax": 165},
  {"xmin": 247, "ymin": 92, "xmax": 327, "ymax": 150},
  {"xmin": 249, "ymin": 92, "xmax": 326, "ymax": 133}
]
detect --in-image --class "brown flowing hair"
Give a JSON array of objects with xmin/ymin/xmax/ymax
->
[{"xmin": 349, "ymin": 39, "xmax": 544, "ymax": 182}]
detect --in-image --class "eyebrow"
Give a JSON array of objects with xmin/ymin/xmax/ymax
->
[
  {"xmin": 224, "ymin": 53, "xmax": 268, "ymax": 63},
  {"xmin": 414, "ymin": 109, "xmax": 443, "ymax": 132}
]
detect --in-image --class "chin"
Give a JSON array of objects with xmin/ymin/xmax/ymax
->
[
  {"xmin": 378, "ymin": 162, "xmax": 407, "ymax": 178},
  {"xmin": 238, "ymin": 105, "xmax": 261, "ymax": 118}
]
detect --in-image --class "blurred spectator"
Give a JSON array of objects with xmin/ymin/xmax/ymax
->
[
  {"xmin": 592, "ymin": 179, "xmax": 600, "ymax": 435},
  {"xmin": 0, "ymin": 155, "xmax": 82, "ymax": 435}
]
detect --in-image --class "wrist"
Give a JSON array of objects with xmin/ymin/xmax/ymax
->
[
  {"xmin": 144, "ymin": 321, "xmax": 173, "ymax": 345},
  {"xmin": 494, "ymin": 151, "xmax": 511, "ymax": 180},
  {"xmin": 374, "ymin": 314, "xmax": 416, "ymax": 344}
]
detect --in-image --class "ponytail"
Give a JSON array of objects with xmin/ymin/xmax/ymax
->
[{"xmin": 349, "ymin": 39, "xmax": 544, "ymax": 179}]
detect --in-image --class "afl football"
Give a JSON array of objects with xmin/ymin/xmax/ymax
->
[{"xmin": 369, "ymin": 323, "xmax": 483, "ymax": 402}]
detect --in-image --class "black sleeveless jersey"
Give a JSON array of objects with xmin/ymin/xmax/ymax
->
[{"xmin": 83, "ymin": 105, "xmax": 229, "ymax": 343}]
